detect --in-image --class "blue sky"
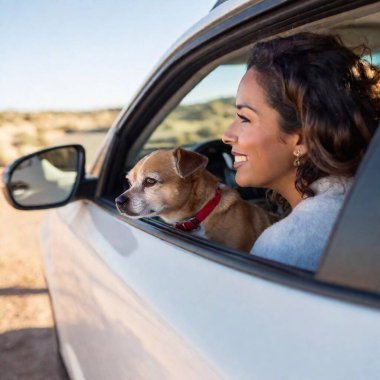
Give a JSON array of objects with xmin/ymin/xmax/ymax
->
[{"xmin": 0, "ymin": 0, "xmax": 217, "ymax": 111}]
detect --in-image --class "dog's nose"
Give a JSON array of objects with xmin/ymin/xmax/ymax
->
[{"xmin": 115, "ymin": 194, "xmax": 128, "ymax": 206}]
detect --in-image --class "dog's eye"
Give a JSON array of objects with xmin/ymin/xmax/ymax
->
[
  {"xmin": 123, "ymin": 177, "xmax": 131, "ymax": 190},
  {"xmin": 143, "ymin": 177, "xmax": 158, "ymax": 187}
]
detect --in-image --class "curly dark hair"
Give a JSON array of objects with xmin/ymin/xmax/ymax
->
[{"xmin": 247, "ymin": 32, "xmax": 380, "ymax": 197}]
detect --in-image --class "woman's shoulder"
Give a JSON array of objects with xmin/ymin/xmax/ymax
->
[
  {"xmin": 251, "ymin": 205, "xmax": 328, "ymax": 271},
  {"xmin": 262, "ymin": 176, "xmax": 351, "ymax": 239},
  {"xmin": 251, "ymin": 176, "xmax": 353, "ymax": 271}
]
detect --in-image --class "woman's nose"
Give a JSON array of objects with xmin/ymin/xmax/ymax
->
[{"xmin": 222, "ymin": 123, "xmax": 238, "ymax": 145}]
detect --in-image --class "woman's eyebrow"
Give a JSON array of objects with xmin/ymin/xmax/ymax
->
[{"xmin": 236, "ymin": 103, "xmax": 259, "ymax": 114}]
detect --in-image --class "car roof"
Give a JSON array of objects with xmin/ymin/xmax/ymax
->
[
  {"xmin": 165, "ymin": 0, "xmax": 263, "ymax": 58},
  {"xmin": 211, "ymin": 0, "xmax": 233, "ymax": 9}
]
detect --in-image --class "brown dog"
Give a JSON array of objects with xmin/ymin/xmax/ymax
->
[{"xmin": 115, "ymin": 148, "xmax": 275, "ymax": 252}]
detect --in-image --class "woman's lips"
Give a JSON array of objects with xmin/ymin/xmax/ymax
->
[{"xmin": 232, "ymin": 153, "xmax": 248, "ymax": 169}]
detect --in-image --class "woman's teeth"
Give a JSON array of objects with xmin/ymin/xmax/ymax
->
[{"xmin": 235, "ymin": 155, "xmax": 248, "ymax": 163}]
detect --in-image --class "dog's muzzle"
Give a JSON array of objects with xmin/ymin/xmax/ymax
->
[{"xmin": 115, "ymin": 194, "xmax": 128, "ymax": 213}]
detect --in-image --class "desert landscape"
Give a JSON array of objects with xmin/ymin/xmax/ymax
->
[
  {"xmin": 0, "ymin": 97, "xmax": 235, "ymax": 168},
  {"xmin": 0, "ymin": 109, "xmax": 119, "ymax": 169}
]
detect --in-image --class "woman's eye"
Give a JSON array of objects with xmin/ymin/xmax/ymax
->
[
  {"xmin": 144, "ymin": 178, "xmax": 158, "ymax": 187},
  {"xmin": 237, "ymin": 113, "xmax": 250, "ymax": 123}
]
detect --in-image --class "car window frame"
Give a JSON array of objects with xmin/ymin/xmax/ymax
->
[
  {"xmin": 317, "ymin": 125, "xmax": 380, "ymax": 294},
  {"xmin": 93, "ymin": 0, "xmax": 380, "ymax": 309}
]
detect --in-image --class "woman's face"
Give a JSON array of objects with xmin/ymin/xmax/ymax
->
[{"xmin": 223, "ymin": 69, "xmax": 299, "ymax": 192}]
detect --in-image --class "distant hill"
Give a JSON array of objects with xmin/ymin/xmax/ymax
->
[
  {"xmin": 147, "ymin": 97, "xmax": 235, "ymax": 149},
  {"xmin": 0, "ymin": 97, "xmax": 235, "ymax": 165}
]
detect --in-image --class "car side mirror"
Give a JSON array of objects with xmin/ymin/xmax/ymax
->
[{"xmin": 2, "ymin": 144, "xmax": 96, "ymax": 210}]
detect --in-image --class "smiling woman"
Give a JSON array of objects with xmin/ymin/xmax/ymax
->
[
  {"xmin": 223, "ymin": 32, "xmax": 380, "ymax": 271},
  {"xmin": 223, "ymin": 69, "xmax": 300, "ymax": 203}
]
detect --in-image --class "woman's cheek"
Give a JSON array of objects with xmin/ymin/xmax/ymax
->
[{"xmin": 240, "ymin": 131, "xmax": 257, "ymax": 152}]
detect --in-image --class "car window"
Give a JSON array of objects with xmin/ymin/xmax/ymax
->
[
  {"xmin": 119, "ymin": 8, "xmax": 380, "ymax": 211},
  {"xmin": 109, "ymin": 5, "xmax": 380, "ymax": 285},
  {"xmin": 137, "ymin": 63, "xmax": 246, "ymax": 159},
  {"xmin": 132, "ymin": 17, "xmax": 380, "ymax": 166}
]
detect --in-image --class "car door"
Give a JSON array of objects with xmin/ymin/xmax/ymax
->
[{"xmin": 43, "ymin": 1, "xmax": 380, "ymax": 379}]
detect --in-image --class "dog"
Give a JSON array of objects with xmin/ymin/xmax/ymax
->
[{"xmin": 115, "ymin": 147, "xmax": 276, "ymax": 252}]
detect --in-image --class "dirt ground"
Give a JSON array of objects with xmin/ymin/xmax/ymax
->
[{"xmin": 0, "ymin": 189, "xmax": 69, "ymax": 380}]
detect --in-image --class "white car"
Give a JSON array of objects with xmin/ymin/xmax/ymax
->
[{"xmin": 3, "ymin": 0, "xmax": 380, "ymax": 379}]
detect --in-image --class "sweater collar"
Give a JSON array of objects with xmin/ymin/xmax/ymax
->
[{"xmin": 310, "ymin": 176, "xmax": 354, "ymax": 196}]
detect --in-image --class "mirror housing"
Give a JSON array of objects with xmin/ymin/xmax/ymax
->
[{"xmin": 2, "ymin": 144, "xmax": 97, "ymax": 210}]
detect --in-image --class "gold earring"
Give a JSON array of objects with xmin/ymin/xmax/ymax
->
[{"xmin": 293, "ymin": 150, "xmax": 302, "ymax": 167}]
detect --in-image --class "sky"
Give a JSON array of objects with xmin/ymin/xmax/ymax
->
[{"xmin": 0, "ymin": 0, "xmax": 217, "ymax": 111}]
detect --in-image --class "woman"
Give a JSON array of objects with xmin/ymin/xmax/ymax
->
[{"xmin": 222, "ymin": 32, "xmax": 380, "ymax": 271}]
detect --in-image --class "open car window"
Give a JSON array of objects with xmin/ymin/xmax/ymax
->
[
  {"xmin": 135, "ymin": 62, "xmax": 246, "ymax": 162},
  {"xmin": 107, "ymin": 4, "xmax": 380, "ymax": 292}
]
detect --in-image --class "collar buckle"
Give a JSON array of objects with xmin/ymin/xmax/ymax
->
[{"xmin": 174, "ymin": 217, "xmax": 201, "ymax": 232}]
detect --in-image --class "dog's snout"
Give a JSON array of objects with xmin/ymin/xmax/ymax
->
[{"xmin": 115, "ymin": 194, "xmax": 128, "ymax": 206}]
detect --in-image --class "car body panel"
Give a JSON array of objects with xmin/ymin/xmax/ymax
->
[{"xmin": 41, "ymin": 201, "xmax": 380, "ymax": 379}]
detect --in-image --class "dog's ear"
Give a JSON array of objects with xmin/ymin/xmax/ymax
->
[{"xmin": 172, "ymin": 148, "xmax": 208, "ymax": 179}]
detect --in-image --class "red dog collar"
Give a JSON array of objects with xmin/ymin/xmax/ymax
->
[{"xmin": 174, "ymin": 188, "xmax": 222, "ymax": 232}]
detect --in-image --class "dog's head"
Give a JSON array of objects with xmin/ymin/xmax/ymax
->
[{"xmin": 115, "ymin": 148, "xmax": 208, "ymax": 219}]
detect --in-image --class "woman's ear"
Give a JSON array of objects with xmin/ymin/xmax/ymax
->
[{"xmin": 292, "ymin": 132, "xmax": 308, "ymax": 156}]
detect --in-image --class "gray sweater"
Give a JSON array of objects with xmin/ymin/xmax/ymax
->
[{"xmin": 251, "ymin": 176, "xmax": 353, "ymax": 272}]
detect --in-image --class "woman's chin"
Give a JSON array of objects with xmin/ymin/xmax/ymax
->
[
  {"xmin": 235, "ymin": 173, "xmax": 253, "ymax": 188},
  {"xmin": 235, "ymin": 171, "xmax": 263, "ymax": 188}
]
